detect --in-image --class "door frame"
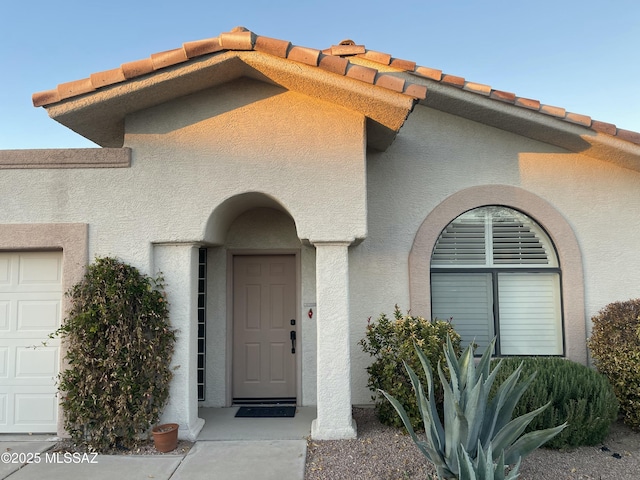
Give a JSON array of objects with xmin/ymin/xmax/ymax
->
[{"xmin": 225, "ymin": 249, "xmax": 302, "ymax": 406}]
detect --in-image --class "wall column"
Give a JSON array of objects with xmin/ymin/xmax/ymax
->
[
  {"xmin": 153, "ymin": 243, "xmax": 204, "ymax": 441},
  {"xmin": 311, "ymin": 241, "xmax": 357, "ymax": 439}
]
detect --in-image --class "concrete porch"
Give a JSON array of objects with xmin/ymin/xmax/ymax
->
[{"xmin": 197, "ymin": 407, "xmax": 316, "ymax": 441}]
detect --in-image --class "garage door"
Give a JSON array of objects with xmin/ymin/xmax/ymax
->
[{"xmin": 0, "ymin": 252, "xmax": 62, "ymax": 433}]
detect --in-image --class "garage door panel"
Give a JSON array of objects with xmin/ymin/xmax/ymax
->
[
  {"xmin": 0, "ymin": 347, "xmax": 7, "ymax": 378},
  {"xmin": 14, "ymin": 392, "xmax": 58, "ymax": 426},
  {"xmin": 0, "ymin": 251, "xmax": 61, "ymax": 433},
  {"xmin": 16, "ymin": 346, "xmax": 59, "ymax": 379},
  {"xmin": 0, "ymin": 394, "xmax": 6, "ymax": 426},
  {"xmin": 19, "ymin": 255, "xmax": 63, "ymax": 286},
  {"xmin": 17, "ymin": 299, "xmax": 61, "ymax": 332},
  {"xmin": 0, "ymin": 257, "xmax": 9, "ymax": 284},
  {"xmin": 0, "ymin": 301, "xmax": 8, "ymax": 330}
]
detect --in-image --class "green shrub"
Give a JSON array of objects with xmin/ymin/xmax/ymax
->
[
  {"xmin": 588, "ymin": 299, "xmax": 640, "ymax": 430},
  {"xmin": 52, "ymin": 257, "xmax": 176, "ymax": 452},
  {"xmin": 490, "ymin": 357, "xmax": 618, "ymax": 449},
  {"xmin": 381, "ymin": 337, "xmax": 566, "ymax": 479},
  {"xmin": 359, "ymin": 305, "xmax": 461, "ymax": 430}
]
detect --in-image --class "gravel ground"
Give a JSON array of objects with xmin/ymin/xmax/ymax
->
[{"xmin": 305, "ymin": 407, "xmax": 640, "ymax": 480}]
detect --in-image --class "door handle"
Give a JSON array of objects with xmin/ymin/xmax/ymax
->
[{"xmin": 290, "ymin": 330, "xmax": 296, "ymax": 354}]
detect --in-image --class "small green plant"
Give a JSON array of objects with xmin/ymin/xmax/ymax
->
[
  {"xmin": 381, "ymin": 337, "xmax": 566, "ymax": 480},
  {"xmin": 359, "ymin": 305, "xmax": 461, "ymax": 430},
  {"xmin": 52, "ymin": 257, "xmax": 176, "ymax": 452},
  {"xmin": 588, "ymin": 298, "xmax": 640, "ymax": 430},
  {"xmin": 490, "ymin": 357, "xmax": 618, "ymax": 448}
]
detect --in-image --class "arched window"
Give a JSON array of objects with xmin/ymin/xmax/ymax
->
[{"xmin": 430, "ymin": 206, "xmax": 563, "ymax": 356}]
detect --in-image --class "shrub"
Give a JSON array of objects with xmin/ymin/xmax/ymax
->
[
  {"xmin": 359, "ymin": 305, "xmax": 461, "ymax": 430},
  {"xmin": 490, "ymin": 357, "xmax": 618, "ymax": 449},
  {"xmin": 588, "ymin": 299, "xmax": 640, "ymax": 430},
  {"xmin": 52, "ymin": 257, "xmax": 176, "ymax": 452},
  {"xmin": 381, "ymin": 337, "xmax": 566, "ymax": 479}
]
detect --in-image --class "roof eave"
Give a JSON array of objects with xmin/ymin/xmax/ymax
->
[
  {"xmin": 418, "ymin": 80, "xmax": 640, "ymax": 171},
  {"xmin": 43, "ymin": 51, "xmax": 416, "ymax": 151}
]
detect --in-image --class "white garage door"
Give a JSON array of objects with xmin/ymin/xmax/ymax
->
[{"xmin": 0, "ymin": 252, "xmax": 62, "ymax": 433}]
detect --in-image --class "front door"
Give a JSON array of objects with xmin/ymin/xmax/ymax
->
[{"xmin": 232, "ymin": 255, "xmax": 297, "ymax": 403}]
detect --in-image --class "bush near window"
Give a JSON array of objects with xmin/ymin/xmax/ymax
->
[
  {"xmin": 51, "ymin": 257, "xmax": 176, "ymax": 452},
  {"xmin": 490, "ymin": 357, "xmax": 618, "ymax": 449},
  {"xmin": 359, "ymin": 305, "xmax": 461, "ymax": 430},
  {"xmin": 588, "ymin": 299, "xmax": 640, "ymax": 430}
]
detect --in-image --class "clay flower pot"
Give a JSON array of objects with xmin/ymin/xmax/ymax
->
[{"xmin": 152, "ymin": 423, "xmax": 179, "ymax": 452}]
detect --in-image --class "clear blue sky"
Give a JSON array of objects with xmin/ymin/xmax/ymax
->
[{"xmin": 1, "ymin": 0, "xmax": 639, "ymax": 149}]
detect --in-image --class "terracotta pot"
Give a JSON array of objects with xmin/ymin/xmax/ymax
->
[{"xmin": 152, "ymin": 423, "xmax": 179, "ymax": 452}]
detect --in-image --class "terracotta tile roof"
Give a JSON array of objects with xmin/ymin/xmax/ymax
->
[{"xmin": 32, "ymin": 26, "xmax": 640, "ymax": 147}]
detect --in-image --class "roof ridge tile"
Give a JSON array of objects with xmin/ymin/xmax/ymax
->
[
  {"xmin": 287, "ymin": 46, "xmax": 321, "ymax": 66},
  {"xmin": 183, "ymin": 38, "xmax": 223, "ymax": 58},
  {"xmin": 254, "ymin": 35, "xmax": 291, "ymax": 58},
  {"xmin": 150, "ymin": 48, "xmax": 189, "ymax": 70}
]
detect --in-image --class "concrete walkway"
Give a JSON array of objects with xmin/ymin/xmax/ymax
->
[{"xmin": 0, "ymin": 407, "xmax": 313, "ymax": 480}]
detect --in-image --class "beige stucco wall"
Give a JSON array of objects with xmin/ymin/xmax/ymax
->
[{"xmin": 349, "ymin": 104, "xmax": 640, "ymax": 404}]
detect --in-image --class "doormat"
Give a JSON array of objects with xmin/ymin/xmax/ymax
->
[{"xmin": 235, "ymin": 406, "xmax": 296, "ymax": 418}]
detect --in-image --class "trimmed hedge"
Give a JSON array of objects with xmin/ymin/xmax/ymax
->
[
  {"xmin": 589, "ymin": 299, "xmax": 640, "ymax": 430},
  {"xmin": 490, "ymin": 356, "xmax": 618, "ymax": 449}
]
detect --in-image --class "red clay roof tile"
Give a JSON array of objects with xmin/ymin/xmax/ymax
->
[
  {"xmin": 218, "ymin": 29, "xmax": 254, "ymax": 50},
  {"xmin": 254, "ymin": 36, "xmax": 291, "ymax": 58},
  {"xmin": 90, "ymin": 68, "xmax": 126, "ymax": 89},
  {"xmin": 318, "ymin": 54, "xmax": 349, "ymax": 75},
  {"xmin": 464, "ymin": 82, "xmax": 492, "ymax": 96},
  {"xmin": 121, "ymin": 58, "xmax": 155, "ymax": 80},
  {"xmin": 565, "ymin": 112, "xmax": 592, "ymax": 127},
  {"xmin": 183, "ymin": 38, "xmax": 223, "ymax": 58},
  {"xmin": 375, "ymin": 74, "xmax": 405, "ymax": 93},
  {"xmin": 151, "ymin": 48, "xmax": 189, "ymax": 70},
  {"xmin": 389, "ymin": 58, "xmax": 416, "ymax": 71},
  {"xmin": 403, "ymin": 83, "xmax": 427, "ymax": 100},
  {"xmin": 57, "ymin": 78, "xmax": 94, "ymax": 100},
  {"xmin": 490, "ymin": 90, "xmax": 516, "ymax": 103},
  {"xmin": 616, "ymin": 128, "xmax": 640, "ymax": 144},
  {"xmin": 345, "ymin": 64, "xmax": 377, "ymax": 84},
  {"xmin": 414, "ymin": 66, "xmax": 442, "ymax": 81},
  {"xmin": 540, "ymin": 104, "xmax": 566, "ymax": 118},
  {"xmin": 515, "ymin": 97, "xmax": 541, "ymax": 110},
  {"xmin": 442, "ymin": 74, "xmax": 465, "ymax": 88},
  {"xmin": 30, "ymin": 26, "xmax": 640, "ymax": 147},
  {"xmin": 591, "ymin": 120, "xmax": 617, "ymax": 136},
  {"xmin": 32, "ymin": 89, "xmax": 60, "ymax": 108},
  {"xmin": 359, "ymin": 50, "xmax": 392, "ymax": 65},
  {"xmin": 330, "ymin": 42, "xmax": 365, "ymax": 56},
  {"xmin": 287, "ymin": 46, "xmax": 321, "ymax": 66}
]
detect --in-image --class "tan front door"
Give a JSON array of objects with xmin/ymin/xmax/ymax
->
[{"xmin": 232, "ymin": 255, "xmax": 297, "ymax": 402}]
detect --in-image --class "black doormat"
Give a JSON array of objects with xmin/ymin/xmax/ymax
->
[{"xmin": 235, "ymin": 406, "xmax": 296, "ymax": 418}]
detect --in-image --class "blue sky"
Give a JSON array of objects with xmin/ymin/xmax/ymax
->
[{"xmin": 1, "ymin": 0, "xmax": 639, "ymax": 149}]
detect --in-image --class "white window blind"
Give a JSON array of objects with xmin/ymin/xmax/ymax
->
[
  {"xmin": 430, "ymin": 206, "xmax": 563, "ymax": 356},
  {"xmin": 498, "ymin": 273, "xmax": 562, "ymax": 355},
  {"xmin": 432, "ymin": 207, "xmax": 557, "ymax": 268},
  {"xmin": 431, "ymin": 273, "xmax": 494, "ymax": 354}
]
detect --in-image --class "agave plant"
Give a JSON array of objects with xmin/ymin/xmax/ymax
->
[{"xmin": 380, "ymin": 337, "xmax": 566, "ymax": 479}]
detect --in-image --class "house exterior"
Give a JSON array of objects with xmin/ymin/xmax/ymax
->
[{"xmin": 1, "ymin": 27, "xmax": 639, "ymax": 441}]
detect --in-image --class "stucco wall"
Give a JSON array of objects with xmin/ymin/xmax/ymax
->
[{"xmin": 349, "ymin": 104, "xmax": 640, "ymax": 404}]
